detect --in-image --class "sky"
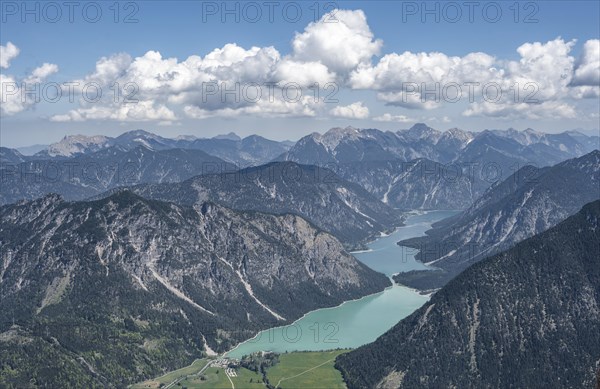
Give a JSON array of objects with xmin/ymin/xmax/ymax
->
[{"xmin": 1, "ymin": 0, "xmax": 599, "ymax": 147}]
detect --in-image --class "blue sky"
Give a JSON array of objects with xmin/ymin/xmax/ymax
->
[{"xmin": 1, "ymin": 1, "xmax": 599, "ymax": 147}]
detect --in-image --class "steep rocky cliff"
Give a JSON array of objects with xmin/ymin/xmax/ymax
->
[{"xmin": 0, "ymin": 192, "xmax": 389, "ymax": 387}]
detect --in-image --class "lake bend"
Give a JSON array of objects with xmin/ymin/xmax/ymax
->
[{"xmin": 226, "ymin": 210, "xmax": 459, "ymax": 359}]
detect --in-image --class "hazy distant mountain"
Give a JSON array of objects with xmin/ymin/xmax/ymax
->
[
  {"xmin": 281, "ymin": 124, "xmax": 599, "ymax": 210},
  {"xmin": 279, "ymin": 124, "xmax": 471, "ymax": 165},
  {"xmin": 33, "ymin": 130, "xmax": 291, "ymax": 166},
  {"xmin": 454, "ymin": 129, "xmax": 595, "ymax": 178},
  {"xmin": 566, "ymin": 128, "xmax": 600, "ymax": 137},
  {"xmin": 0, "ymin": 147, "xmax": 26, "ymax": 164},
  {"xmin": 395, "ymin": 150, "xmax": 600, "ymax": 289},
  {"xmin": 183, "ymin": 134, "xmax": 291, "ymax": 166},
  {"xmin": 281, "ymin": 123, "xmax": 591, "ymax": 166},
  {"xmin": 0, "ymin": 146, "xmax": 233, "ymax": 205},
  {"xmin": 212, "ymin": 132, "xmax": 241, "ymax": 141},
  {"xmin": 492, "ymin": 127, "xmax": 598, "ymax": 155},
  {"xmin": 97, "ymin": 162, "xmax": 404, "ymax": 249},
  {"xmin": 15, "ymin": 144, "xmax": 48, "ymax": 156},
  {"xmin": 39, "ymin": 134, "xmax": 114, "ymax": 157},
  {"xmin": 0, "ymin": 191, "xmax": 389, "ymax": 387},
  {"xmin": 336, "ymin": 200, "xmax": 600, "ymax": 389}
]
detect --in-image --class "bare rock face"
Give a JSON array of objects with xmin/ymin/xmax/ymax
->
[
  {"xmin": 395, "ymin": 150, "xmax": 600, "ymax": 289},
  {"xmin": 0, "ymin": 191, "xmax": 389, "ymax": 386},
  {"xmin": 281, "ymin": 125, "xmax": 599, "ymax": 210},
  {"xmin": 101, "ymin": 161, "xmax": 404, "ymax": 250}
]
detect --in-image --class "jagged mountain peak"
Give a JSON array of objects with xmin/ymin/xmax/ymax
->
[
  {"xmin": 440, "ymin": 127, "xmax": 474, "ymax": 143},
  {"xmin": 313, "ymin": 126, "xmax": 363, "ymax": 150},
  {"xmin": 213, "ymin": 132, "xmax": 241, "ymax": 141},
  {"xmin": 523, "ymin": 127, "xmax": 542, "ymax": 135},
  {"xmin": 488, "ymin": 127, "xmax": 548, "ymax": 146},
  {"xmin": 118, "ymin": 129, "xmax": 158, "ymax": 138},
  {"xmin": 44, "ymin": 134, "xmax": 112, "ymax": 157},
  {"xmin": 400, "ymin": 123, "xmax": 441, "ymax": 141}
]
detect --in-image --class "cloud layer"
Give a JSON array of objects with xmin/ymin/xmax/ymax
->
[
  {"xmin": 2, "ymin": 9, "xmax": 599, "ymax": 123},
  {"xmin": 0, "ymin": 42, "xmax": 59, "ymax": 116}
]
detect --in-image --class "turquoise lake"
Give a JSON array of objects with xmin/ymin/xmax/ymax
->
[{"xmin": 226, "ymin": 210, "xmax": 458, "ymax": 358}]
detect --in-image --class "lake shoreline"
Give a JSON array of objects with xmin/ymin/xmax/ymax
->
[
  {"xmin": 225, "ymin": 210, "xmax": 459, "ymax": 359},
  {"xmin": 224, "ymin": 282, "xmax": 408, "ymax": 358}
]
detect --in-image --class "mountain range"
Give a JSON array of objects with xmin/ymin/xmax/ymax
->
[
  {"xmin": 0, "ymin": 191, "xmax": 389, "ymax": 387},
  {"xmin": 95, "ymin": 162, "xmax": 403, "ymax": 249},
  {"xmin": 2, "ymin": 124, "xmax": 599, "ymax": 388},
  {"xmin": 394, "ymin": 150, "xmax": 600, "ymax": 290},
  {"xmin": 336, "ymin": 200, "xmax": 600, "ymax": 389},
  {"xmin": 281, "ymin": 124, "xmax": 599, "ymax": 165},
  {"xmin": 280, "ymin": 124, "xmax": 599, "ymax": 209},
  {"xmin": 3, "ymin": 125, "xmax": 597, "ymax": 212},
  {"xmin": 33, "ymin": 130, "xmax": 292, "ymax": 166},
  {"xmin": 0, "ymin": 146, "xmax": 234, "ymax": 205}
]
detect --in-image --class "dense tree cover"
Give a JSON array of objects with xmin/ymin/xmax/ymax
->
[
  {"xmin": 392, "ymin": 269, "xmax": 455, "ymax": 290},
  {"xmin": 0, "ymin": 191, "xmax": 389, "ymax": 387},
  {"xmin": 106, "ymin": 161, "xmax": 404, "ymax": 250},
  {"xmin": 240, "ymin": 352, "xmax": 280, "ymax": 374},
  {"xmin": 239, "ymin": 352, "xmax": 280, "ymax": 388},
  {"xmin": 396, "ymin": 150, "xmax": 600, "ymax": 290},
  {"xmin": 0, "ymin": 265, "xmax": 208, "ymax": 387},
  {"xmin": 336, "ymin": 201, "xmax": 600, "ymax": 388}
]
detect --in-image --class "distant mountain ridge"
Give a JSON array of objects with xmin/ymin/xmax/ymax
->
[
  {"xmin": 281, "ymin": 124, "xmax": 598, "ymax": 165},
  {"xmin": 94, "ymin": 161, "xmax": 404, "ymax": 249},
  {"xmin": 33, "ymin": 130, "xmax": 291, "ymax": 166},
  {"xmin": 281, "ymin": 124, "xmax": 599, "ymax": 209},
  {"xmin": 0, "ymin": 145, "xmax": 235, "ymax": 205},
  {"xmin": 0, "ymin": 147, "xmax": 26, "ymax": 164},
  {"xmin": 5, "ymin": 125, "xmax": 598, "ymax": 211}
]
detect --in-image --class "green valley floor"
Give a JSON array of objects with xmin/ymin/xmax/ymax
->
[{"xmin": 131, "ymin": 350, "xmax": 349, "ymax": 389}]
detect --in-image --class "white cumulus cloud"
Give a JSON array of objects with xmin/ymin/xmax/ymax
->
[
  {"xmin": 350, "ymin": 37, "xmax": 593, "ymax": 119},
  {"xmin": 570, "ymin": 39, "xmax": 599, "ymax": 99},
  {"xmin": 50, "ymin": 100, "xmax": 176, "ymax": 123},
  {"xmin": 292, "ymin": 9, "xmax": 382, "ymax": 75},
  {"xmin": 7, "ymin": 9, "xmax": 596, "ymax": 123},
  {"xmin": 329, "ymin": 101, "xmax": 369, "ymax": 119},
  {"xmin": 0, "ymin": 42, "xmax": 19, "ymax": 68},
  {"xmin": 0, "ymin": 43, "xmax": 59, "ymax": 116},
  {"xmin": 373, "ymin": 113, "xmax": 414, "ymax": 122}
]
